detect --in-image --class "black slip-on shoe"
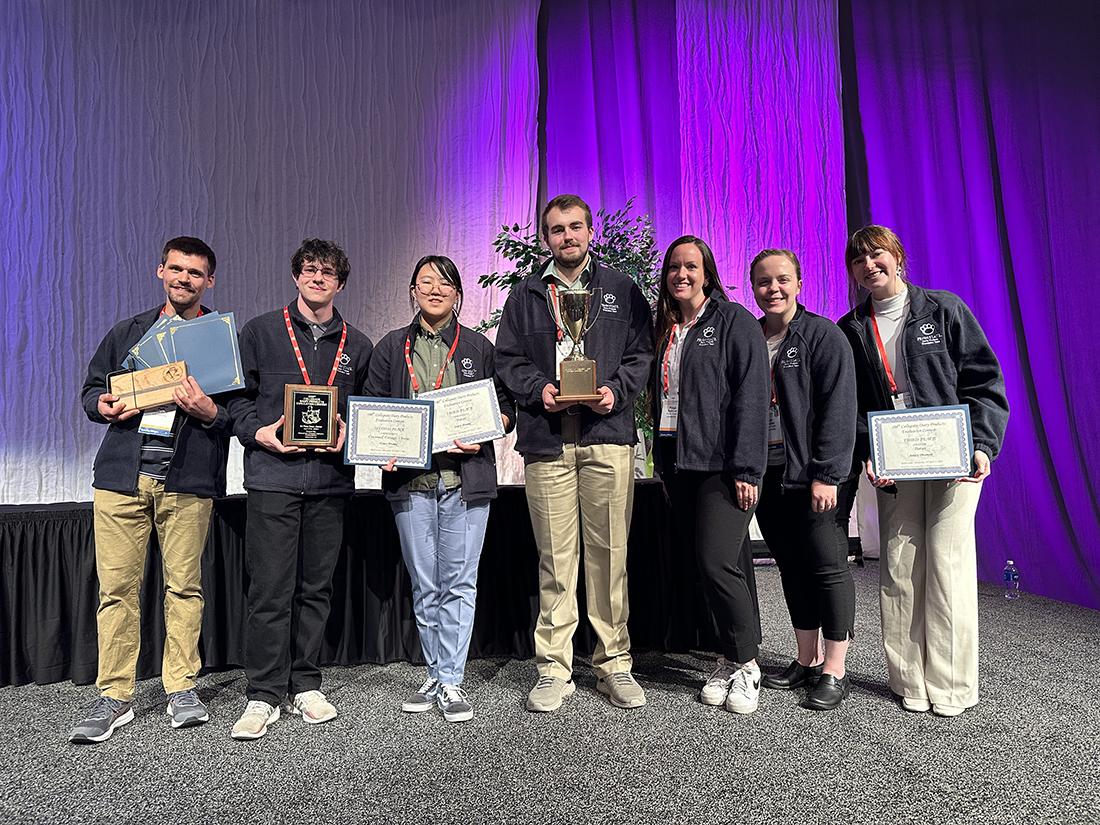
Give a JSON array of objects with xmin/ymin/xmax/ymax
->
[
  {"xmin": 761, "ymin": 660, "xmax": 824, "ymax": 690},
  {"xmin": 801, "ymin": 674, "xmax": 850, "ymax": 711}
]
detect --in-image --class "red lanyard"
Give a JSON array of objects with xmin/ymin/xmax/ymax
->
[
  {"xmin": 283, "ymin": 306, "xmax": 347, "ymax": 386},
  {"xmin": 869, "ymin": 307, "xmax": 899, "ymax": 395},
  {"xmin": 160, "ymin": 307, "xmax": 203, "ymax": 317},
  {"xmin": 661, "ymin": 325, "xmax": 678, "ymax": 395},
  {"xmin": 404, "ymin": 322, "xmax": 461, "ymax": 395}
]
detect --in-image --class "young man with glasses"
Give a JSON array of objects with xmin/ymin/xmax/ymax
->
[{"xmin": 227, "ymin": 239, "xmax": 372, "ymax": 740}]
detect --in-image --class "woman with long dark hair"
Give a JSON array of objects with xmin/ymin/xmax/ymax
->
[
  {"xmin": 651, "ymin": 235, "xmax": 769, "ymax": 714},
  {"xmin": 838, "ymin": 225, "xmax": 1008, "ymax": 717},
  {"xmin": 366, "ymin": 255, "xmax": 515, "ymax": 723}
]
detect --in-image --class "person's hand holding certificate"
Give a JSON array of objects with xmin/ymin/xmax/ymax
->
[{"xmin": 417, "ymin": 378, "xmax": 505, "ymax": 454}]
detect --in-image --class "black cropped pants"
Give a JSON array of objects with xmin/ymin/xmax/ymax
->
[{"xmin": 755, "ymin": 465, "xmax": 857, "ymax": 641}]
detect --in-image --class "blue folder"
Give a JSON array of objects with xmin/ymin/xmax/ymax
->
[{"xmin": 165, "ymin": 312, "xmax": 244, "ymax": 395}]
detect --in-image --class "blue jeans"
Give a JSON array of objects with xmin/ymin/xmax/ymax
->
[{"xmin": 391, "ymin": 481, "xmax": 490, "ymax": 685}]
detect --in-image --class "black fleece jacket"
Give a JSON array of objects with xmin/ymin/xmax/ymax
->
[
  {"xmin": 228, "ymin": 301, "xmax": 372, "ymax": 495},
  {"xmin": 838, "ymin": 284, "xmax": 1008, "ymax": 462},
  {"xmin": 81, "ymin": 305, "xmax": 234, "ymax": 497},
  {"xmin": 365, "ymin": 317, "xmax": 516, "ymax": 503},
  {"xmin": 761, "ymin": 305, "xmax": 858, "ymax": 488},
  {"xmin": 651, "ymin": 294, "xmax": 769, "ymax": 482},
  {"xmin": 494, "ymin": 257, "xmax": 655, "ymax": 457}
]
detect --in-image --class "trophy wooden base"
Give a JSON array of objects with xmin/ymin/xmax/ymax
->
[
  {"xmin": 283, "ymin": 384, "xmax": 339, "ymax": 447},
  {"xmin": 557, "ymin": 359, "xmax": 601, "ymax": 403}
]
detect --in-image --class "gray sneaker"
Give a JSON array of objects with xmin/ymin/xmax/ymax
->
[
  {"xmin": 69, "ymin": 696, "xmax": 134, "ymax": 744},
  {"xmin": 401, "ymin": 676, "xmax": 440, "ymax": 713},
  {"xmin": 525, "ymin": 675, "xmax": 576, "ymax": 712},
  {"xmin": 436, "ymin": 684, "xmax": 473, "ymax": 723},
  {"xmin": 597, "ymin": 671, "xmax": 647, "ymax": 709},
  {"xmin": 167, "ymin": 689, "xmax": 209, "ymax": 728}
]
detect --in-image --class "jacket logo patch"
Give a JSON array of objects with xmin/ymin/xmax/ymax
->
[
  {"xmin": 461, "ymin": 357, "xmax": 473, "ymax": 369},
  {"xmin": 601, "ymin": 292, "xmax": 619, "ymax": 314},
  {"xmin": 337, "ymin": 352, "xmax": 353, "ymax": 375},
  {"xmin": 697, "ymin": 326, "xmax": 718, "ymax": 346},
  {"xmin": 786, "ymin": 347, "xmax": 797, "ymax": 358},
  {"xmin": 916, "ymin": 322, "xmax": 943, "ymax": 347},
  {"xmin": 781, "ymin": 346, "xmax": 801, "ymax": 369}
]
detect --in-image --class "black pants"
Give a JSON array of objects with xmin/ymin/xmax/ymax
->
[
  {"xmin": 244, "ymin": 490, "xmax": 348, "ymax": 706},
  {"xmin": 755, "ymin": 465, "xmax": 857, "ymax": 641},
  {"xmin": 661, "ymin": 450, "xmax": 761, "ymax": 663}
]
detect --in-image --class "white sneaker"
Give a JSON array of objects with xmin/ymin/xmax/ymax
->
[
  {"xmin": 287, "ymin": 690, "xmax": 337, "ymax": 724},
  {"xmin": 231, "ymin": 700, "xmax": 280, "ymax": 740},
  {"xmin": 724, "ymin": 663, "xmax": 761, "ymax": 714},
  {"xmin": 700, "ymin": 658, "xmax": 738, "ymax": 706}
]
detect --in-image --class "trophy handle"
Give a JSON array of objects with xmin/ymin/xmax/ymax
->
[{"xmin": 584, "ymin": 286, "xmax": 603, "ymax": 335}]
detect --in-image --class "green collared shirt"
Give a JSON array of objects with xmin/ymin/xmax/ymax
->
[
  {"xmin": 408, "ymin": 314, "xmax": 461, "ymax": 492},
  {"xmin": 543, "ymin": 256, "xmax": 591, "ymax": 293}
]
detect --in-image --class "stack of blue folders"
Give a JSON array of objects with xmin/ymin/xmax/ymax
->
[{"xmin": 122, "ymin": 312, "xmax": 244, "ymax": 396}]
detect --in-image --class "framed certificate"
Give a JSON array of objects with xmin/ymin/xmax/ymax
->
[
  {"xmin": 868, "ymin": 404, "xmax": 973, "ymax": 481},
  {"xmin": 417, "ymin": 378, "xmax": 506, "ymax": 454},
  {"xmin": 345, "ymin": 397, "xmax": 433, "ymax": 469}
]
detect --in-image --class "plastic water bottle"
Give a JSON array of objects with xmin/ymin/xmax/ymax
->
[{"xmin": 1003, "ymin": 560, "xmax": 1020, "ymax": 600}]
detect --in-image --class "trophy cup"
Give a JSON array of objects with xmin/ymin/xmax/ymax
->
[{"xmin": 555, "ymin": 287, "xmax": 603, "ymax": 402}]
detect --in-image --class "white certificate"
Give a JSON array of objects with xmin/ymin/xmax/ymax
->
[
  {"xmin": 869, "ymin": 404, "xmax": 973, "ymax": 481},
  {"xmin": 344, "ymin": 397, "xmax": 433, "ymax": 469},
  {"xmin": 418, "ymin": 378, "xmax": 506, "ymax": 454}
]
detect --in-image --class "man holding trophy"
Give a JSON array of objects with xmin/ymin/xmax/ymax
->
[{"xmin": 496, "ymin": 195, "xmax": 655, "ymax": 711}]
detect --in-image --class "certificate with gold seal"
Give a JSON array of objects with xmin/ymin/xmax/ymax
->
[
  {"xmin": 344, "ymin": 397, "xmax": 433, "ymax": 469},
  {"xmin": 868, "ymin": 404, "xmax": 973, "ymax": 481},
  {"xmin": 417, "ymin": 378, "xmax": 505, "ymax": 454}
]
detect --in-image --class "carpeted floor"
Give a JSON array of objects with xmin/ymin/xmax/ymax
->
[{"xmin": 2, "ymin": 563, "xmax": 1097, "ymax": 825}]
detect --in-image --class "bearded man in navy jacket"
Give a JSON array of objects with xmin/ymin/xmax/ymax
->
[
  {"xmin": 495, "ymin": 194, "xmax": 655, "ymax": 712},
  {"xmin": 70, "ymin": 236, "xmax": 232, "ymax": 743}
]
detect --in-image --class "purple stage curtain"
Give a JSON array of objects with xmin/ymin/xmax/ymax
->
[
  {"xmin": 849, "ymin": 0, "xmax": 1100, "ymax": 607},
  {"xmin": 0, "ymin": 0, "xmax": 539, "ymax": 505},
  {"xmin": 544, "ymin": 0, "xmax": 848, "ymax": 315}
]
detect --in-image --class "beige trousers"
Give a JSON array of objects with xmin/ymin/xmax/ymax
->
[
  {"xmin": 524, "ymin": 440, "xmax": 635, "ymax": 679},
  {"xmin": 93, "ymin": 476, "xmax": 212, "ymax": 701},
  {"xmin": 878, "ymin": 479, "xmax": 982, "ymax": 708}
]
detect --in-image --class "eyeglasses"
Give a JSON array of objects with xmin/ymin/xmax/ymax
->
[
  {"xmin": 300, "ymin": 264, "xmax": 339, "ymax": 281},
  {"xmin": 414, "ymin": 280, "xmax": 457, "ymax": 296}
]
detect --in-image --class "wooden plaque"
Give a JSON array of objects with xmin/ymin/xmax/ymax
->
[
  {"xmin": 283, "ymin": 384, "xmax": 338, "ymax": 448},
  {"xmin": 108, "ymin": 361, "xmax": 187, "ymax": 411}
]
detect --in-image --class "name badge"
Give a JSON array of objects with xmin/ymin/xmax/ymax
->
[
  {"xmin": 659, "ymin": 396, "xmax": 678, "ymax": 436},
  {"xmin": 554, "ymin": 336, "xmax": 580, "ymax": 380},
  {"xmin": 768, "ymin": 403, "xmax": 783, "ymax": 445},
  {"xmin": 138, "ymin": 406, "xmax": 177, "ymax": 436},
  {"xmin": 891, "ymin": 392, "xmax": 912, "ymax": 410}
]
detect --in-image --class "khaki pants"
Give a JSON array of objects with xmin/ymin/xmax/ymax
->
[
  {"xmin": 524, "ymin": 439, "xmax": 635, "ymax": 679},
  {"xmin": 93, "ymin": 476, "xmax": 212, "ymax": 701},
  {"xmin": 878, "ymin": 480, "xmax": 982, "ymax": 708}
]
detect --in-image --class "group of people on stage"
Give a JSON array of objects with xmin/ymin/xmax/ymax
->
[{"xmin": 69, "ymin": 193, "xmax": 1008, "ymax": 744}]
